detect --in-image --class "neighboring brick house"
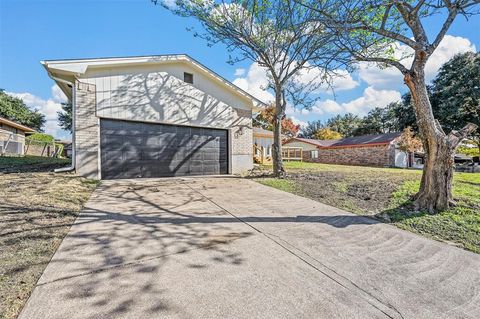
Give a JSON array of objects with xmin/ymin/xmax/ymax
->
[
  {"xmin": 284, "ymin": 133, "xmax": 404, "ymax": 167},
  {"xmin": 42, "ymin": 54, "xmax": 266, "ymax": 179},
  {"xmin": 0, "ymin": 117, "xmax": 35, "ymax": 156}
]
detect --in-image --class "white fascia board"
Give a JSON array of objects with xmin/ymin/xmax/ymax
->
[{"xmin": 41, "ymin": 55, "xmax": 268, "ymax": 109}]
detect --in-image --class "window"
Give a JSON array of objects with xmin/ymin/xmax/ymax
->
[
  {"xmin": 311, "ymin": 150, "xmax": 319, "ymax": 159},
  {"xmin": 184, "ymin": 72, "xmax": 194, "ymax": 84}
]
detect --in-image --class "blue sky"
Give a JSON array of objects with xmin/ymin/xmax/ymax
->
[{"xmin": 1, "ymin": 0, "xmax": 479, "ymax": 139}]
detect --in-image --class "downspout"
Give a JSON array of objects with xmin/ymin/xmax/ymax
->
[{"xmin": 47, "ymin": 74, "xmax": 76, "ymax": 173}]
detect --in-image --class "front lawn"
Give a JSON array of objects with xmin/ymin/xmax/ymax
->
[
  {"xmin": 0, "ymin": 157, "xmax": 98, "ymax": 319},
  {"xmin": 255, "ymin": 162, "xmax": 480, "ymax": 253},
  {"xmin": 0, "ymin": 155, "xmax": 70, "ymax": 173}
]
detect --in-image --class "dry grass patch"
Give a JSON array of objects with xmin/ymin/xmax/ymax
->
[{"xmin": 0, "ymin": 172, "xmax": 98, "ymax": 319}]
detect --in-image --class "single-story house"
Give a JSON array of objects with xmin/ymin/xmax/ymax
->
[
  {"xmin": 0, "ymin": 117, "xmax": 35, "ymax": 156},
  {"xmin": 42, "ymin": 54, "xmax": 265, "ymax": 179},
  {"xmin": 284, "ymin": 132, "xmax": 413, "ymax": 167},
  {"xmin": 253, "ymin": 127, "xmax": 274, "ymax": 163}
]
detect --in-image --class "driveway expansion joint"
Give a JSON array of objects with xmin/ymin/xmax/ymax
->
[{"xmin": 183, "ymin": 181, "xmax": 404, "ymax": 319}]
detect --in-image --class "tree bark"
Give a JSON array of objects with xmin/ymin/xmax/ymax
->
[
  {"xmin": 404, "ymin": 64, "xmax": 477, "ymax": 213},
  {"xmin": 272, "ymin": 87, "xmax": 286, "ymax": 178}
]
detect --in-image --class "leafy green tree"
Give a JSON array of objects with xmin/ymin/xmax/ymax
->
[
  {"xmin": 325, "ymin": 113, "xmax": 362, "ymax": 137},
  {"xmin": 388, "ymin": 99, "xmax": 417, "ymax": 132},
  {"xmin": 301, "ymin": 120, "xmax": 325, "ymax": 138},
  {"xmin": 395, "ymin": 52, "xmax": 480, "ymax": 152},
  {"xmin": 27, "ymin": 132, "xmax": 54, "ymax": 142},
  {"xmin": 314, "ymin": 128, "xmax": 342, "ymax": 140},
  {"xmin": 430, "ymin": 52, "xmax": 480, "ymax": 153},
  {"xmin": 58, "ymin": 102, "xmax": 72, "ymax": 132},
  {"xmin": 306, "ymin": 0, "xmax": 479, "ymax": 211},
  {"xmin": 0, "ymin": 89, "xmax": 45, "ymax": 131},
  {"xmin": 354, "ymin": 106, "xmax": 397, "ymax": 136}
]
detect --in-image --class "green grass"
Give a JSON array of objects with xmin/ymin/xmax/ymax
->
[
  {"xmin": 0, "ymin": 155, "xmax": 69, "ymax": 168},
  {"xmin": 387, "ymin": 173, "xmax": 480, "ymax": 253},
  {"xmin": 257, "ymin": 178, "xmax": 298, "ymax": 193},
  {"xmin": 255, "ymin": 162, "xmax": 480, "ymax": 253}
]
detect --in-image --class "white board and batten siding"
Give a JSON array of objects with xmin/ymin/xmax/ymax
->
[{"xmin": 77, "ymin": 62, "xmax": 252, "ymax": 129}]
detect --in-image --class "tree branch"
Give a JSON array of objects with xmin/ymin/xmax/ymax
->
[
  {"xmin": 447, "ymin": 122, "xmax": 478, "ymax": 148},
  {"xmin": 429, "ymin": 4, "xmax": 458, "ymax": 52},
  {"xmin": 353, "ymin": 54, "xmax": 410, "ymax": 74}
]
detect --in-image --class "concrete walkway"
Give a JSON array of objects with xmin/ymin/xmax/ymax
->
[{"xmin": 20, "ymin": 177, "xmax": 480, "ymax": 319}]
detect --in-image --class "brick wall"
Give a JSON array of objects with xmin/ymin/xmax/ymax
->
[
  {"xmin": 231, "ymin": 108, "xmax": 252, "ymax": 156},
  {"xmin": 305, "ymin": 144, "xmax": 395, "ymax": 167},
  {"xmin": 75, "ymin": 81, "xmax": 99, "ymax": 179},
  {"xmin": 230, "ymin": 107, "xmax": 253, "ymax": 174}
]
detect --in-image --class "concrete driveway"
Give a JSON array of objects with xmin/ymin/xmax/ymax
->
[{"xmin": 20, "ymin": 177, "xmax": 480, "ymax": 319}]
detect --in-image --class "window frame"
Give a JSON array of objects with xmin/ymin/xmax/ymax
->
[{"xmin": 183, "ymin": 72, "xmax": 194, "ymax": 84}]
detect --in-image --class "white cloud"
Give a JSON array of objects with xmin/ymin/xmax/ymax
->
[
  {"xmin": 289, "ymin": 116, "xmax": 307, "ymax": 128},
  {"xmin": 7, "ymin": 85, "xmax": 70, "ymax": 139},
  {"xmin": 234, "ymin": 68, "xmax": 246, "ymax": 76},
  {"xmin": 295, "ymin": 65, "xmax": 359, "ymax": 93},
  {"xmin": 51, "ymin": 84, "xmax": 67, "ymax": 103},
  {"xmin": 161, "ymin": 0, "xmax": 177, "ymax": 9},
  {"xmin": 233, "ymin": 62, "xmax": 275, "ymax": 104},
  {"xmin": 358, "ymin": 35, "xmax": 476, "ymax": 90},
  {"xmin": 233, "ymin": 62, "xmax": 359, "ymax": 105},
  {"xmin": 312, "ymin": 86, "xmax": 401, "ymax": 116}
]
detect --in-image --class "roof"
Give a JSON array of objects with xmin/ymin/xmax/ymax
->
[
  {"xmin": 253, "ymin": 127, "xmax": 274, "ymax": 137},
  {"xmin": 331, "ymin": 132, "xmax": 401, "ymax": 148},
  {"xmin": 55, "ymin": 139, "xmax": 72, "ymax": 145},
  {"xmin": 41, "ymin": 54, "xmax": 267, "ymax": 109},
  {"xmin": 285, "ymin": 132, "xmax": 401, "ymax": 149},
  {"xmin": 0, "ymin": 117, "xmax": 36, "ymax": 132},
  {"xmin": 285, "ymin": 137, "xmax": 339, "ymax": 147}
]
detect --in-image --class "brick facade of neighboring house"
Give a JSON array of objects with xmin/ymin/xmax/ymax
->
[
  {"xmin": 311, "ymin": 144, "xmax": 395, "ymax": 167},
  {"xmin": 284, "ymin": 133, "xmax": 401, "ymax": 167}
]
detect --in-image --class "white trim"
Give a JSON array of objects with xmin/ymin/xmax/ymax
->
[
  {"xmin": 97, "ymin": 116, "xmax": 101, "ymax": 180},
  {"xmin": 228, "ymin": 128, "xmax": 233, "ymax": 174},
  {"xmin": 41, "ymin": 54, "xmax": 267, "ymax": 110},
  {"xmin": 52, "ymin": 76, "xmax": 76, "ymax": 173}
]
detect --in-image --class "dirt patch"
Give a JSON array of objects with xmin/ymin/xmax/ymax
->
[
  {"xmin": 288, "ymin": 171, "xmax": 413, "ymax": 214},
  {"xmin": 0, "ymin": 172, "xmax": 98, "ymax": 319}
]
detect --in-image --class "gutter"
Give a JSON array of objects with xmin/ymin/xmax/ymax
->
[{"xmin": 45, "ymin": 71, "xmax": 76, "ymax": 173}]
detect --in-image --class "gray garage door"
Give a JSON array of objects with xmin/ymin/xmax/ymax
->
[{"xmin": 100, "ymin": 119, "xmax": 228, "ymax": 179}]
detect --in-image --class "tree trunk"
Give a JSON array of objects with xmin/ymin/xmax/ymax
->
[
  {"xmin": 272, "ymin": 88, "xmax": 285, "ymax": 178},
  {"xmin": 404, "ymin": 67, "xmax": 477, "ymax": 213}
]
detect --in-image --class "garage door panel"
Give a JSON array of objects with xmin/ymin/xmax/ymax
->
[
  {"xmin": 122, "ymin": 151, "xmax": 142, "ymax": 161},
  {"xmin": 101, "ymin": 119, "xmax": 228, "ymax": 179}
]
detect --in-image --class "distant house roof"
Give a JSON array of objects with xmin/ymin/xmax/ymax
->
[
  {"xmin": 285, "ymin": 132, "xmax": 401, "ymax": 149},
  {"xmin": 253, "ymin": 127, "xmax": 274, "ymax": 137},
  {"xmin": 0, "ymin": 117, "xmax": 36, "ymax": 133},
  {"xmin": 329, "ymin": 132, "xmax": 401, "ymax": 148},
  {"xmin": 284, "ymin": 137, "xmax": 339, "ymax": 147}
]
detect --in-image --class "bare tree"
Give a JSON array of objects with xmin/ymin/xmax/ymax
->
[
  {"xmin": 303, "ymin": 0, "xmax": 479, "ymax": 212},
  {"xmin": 154, "ymin": 0, "xmax": 343, "ymax": 177}
]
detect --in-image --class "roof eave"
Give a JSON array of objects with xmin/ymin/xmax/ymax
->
[{"xmin": 41, "ymin": 54, "xmax": 268, "ymax": 110}]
